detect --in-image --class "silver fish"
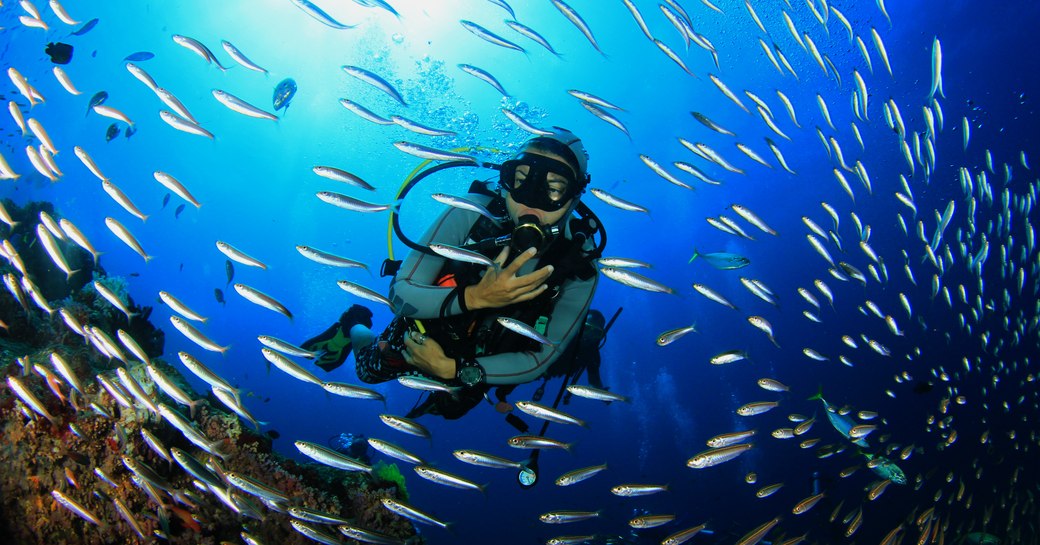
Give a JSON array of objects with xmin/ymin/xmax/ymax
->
[
  {"xmin": 220, "ymin": 40, "xmax": 268, "ymax": 73},
  {"xmin": 216, "ymin": 241, "xmax": 267, "ymax": 269},
  {"xmin": 233, "ymin": 283, "xmax": 292, "ymax": 319},
  {"xmin": 295, "ymin": 440, "xmax": 373, "ymax": 473},
  {"xmin": 550, "ymin": 0, "xmax": 604, "ymax": 54},
  {"xmin": 212, "ymin": 89, "xmax": 277, "ymax": 121},
  {"xmin": 497, "ymin": 316, "xmax": 553, "ymax": 345},
  {"xmin": 339, "ymin": 98, "xmax": 393, "ymax": 125},
  {"xmin": 337, "ymin": 280, "xmax": 393, "ymax": 307},
  {"xmin": 393, "ymin": 141, "xmax": 476, "ymax": 163},
  {"xmin": 318, "ymin": 192, "xmax": 394, "ymax": 213},
  {"xmin": 289, "ymin": 0, "xmax": 355, "ymax": 29},
  {"xmin": 601, "ymin": 267, "xmax": 676, "ymax": 294},
  {"xmin": 341, "ymin": 65, "xmax": 407, "ymax": 105},
  {"xmin": 457, "ymin": 64, "xmax": 508, "ymax": 96},
  {"xmin": 105, "ymin": 217, "xmax": 152, "ymax": 262},
  {"xmin": 295, "ymin": 245, "xmax": 368, "ymax": 269},
  {"xmin": 565, "ymin": 384, "xmax": 628, "ymax": 403},
  {"xmin": 589, "ymin": 188, "xmax": 648, "ymax": 213},
  {"xmin": 459, "ymin": 20, "xmax": 525, "ymax": 53}
]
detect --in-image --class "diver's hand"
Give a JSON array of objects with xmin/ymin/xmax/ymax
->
[
  {"xmin": 402, "ymin": 330, "xmax": 455, "ymax": 380},
  {"xmin": 464, "ymin": 247, "xmax": 552, "ymax": 310}
]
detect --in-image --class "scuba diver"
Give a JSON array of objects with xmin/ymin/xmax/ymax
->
[{"xmin": 304, "ymin": 128, "xmax": 606, "ymax": 419}]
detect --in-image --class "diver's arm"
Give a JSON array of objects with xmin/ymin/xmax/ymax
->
[
  {"xmin": 479, "ymin": 274, "xmax": 598, "ymax": 385},
  {"xmin": 390, "ymin": 206, "xmax": 478, "ymax": 319}
]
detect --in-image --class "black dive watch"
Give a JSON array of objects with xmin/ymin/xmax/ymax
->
[{"xmin": 455, "ymin": 357, "xmax": 485, "ymax": 387}]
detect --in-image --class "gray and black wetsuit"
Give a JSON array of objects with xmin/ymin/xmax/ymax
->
[{"xmin": 355, "ymin": 193, "xmax": 598, "ymax": 386}]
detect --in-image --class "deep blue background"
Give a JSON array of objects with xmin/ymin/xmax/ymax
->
[{"xmin": 1, "ymin": 0, "xmax": 1037, "ymax": 543}]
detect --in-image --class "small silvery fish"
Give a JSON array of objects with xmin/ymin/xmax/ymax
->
[
  {"xmin": 289, "ymin": 0, "xmax": 355, "ymax": 29},
  {"xmin": 566, "ymin": 384, "xmax": 628, "ymax": 403},
  {"xmin": 263, "ymin": 348, "xmax": 321, "ymax": 385},
  {"xmin": 369, "ymin": 438, "xmax": 426, "ymax": 465},
  {"xmin": 295, "ymin": 440, "xmax": 373, "ymax": 473},
  {"xmin": 555, "ymin": 463, "xmax": 608, "ymax": 486},
  {"xmin": 296, "ymin": 246, "xmax": 367, "ymax": 269},
  {"xmin": 321, "ymin": 381, "xmax": 386, "ymax": 404},
  {"xmin": 600, "ymin": 267, "xmax": 676, "ymax": 294},
  {"xmin": 457, "ymin": 63, "xmax": 508, "ymax": 96},
  {"xmin": 596, "ymin": 256, "xmax": 651, "ymax": 269},
  {"xmin": 233, "ymin": 283, "xmax": 293, "ymax": 319},
  {"xmin": 105, "ymin": 217, "xmax": 152, "ymax": 262},
  {"xmin": 258, "ymin": 335, "xmax": 317, "ymax": 358},
  {"xmin": 379, "ymin": 414, "xmax": 430, "ymax": 439},
  {"xmin": 341, "ymin": 65, "xmax": 406, "ymax": 106},
  {"xmin": 453, "ymin": 449, "xmax": 521, "ymax": 469},
  {"xmin": 393, "ymin": 141, "xmax": 477, "ymax": 163},
  {"xmin": 431, "ymin": 193, "xmax": 501, "ymax": 225},
  {"xmin": 159, "ymin": 110, "xmax": 213, "ymax": 138},
  {"xmin": 413, "ymin": 465, "xmax": 486, "ymax": 493},
  {"xmin": 51, "ymin": 490, "xmax": 102, "ymax": 526},
  {"xmin": 220, "ymin": 40, "xmax": 268, "ymax": 73},
  {"xmin": 391, "ymin": 115, "xmax": 455, "ymax": 137},
  {"xmin": 429, "ymin": 243, "xmax": 495, "ymax": 268},
  {"xmin": 540, "ymin": 510, "xmax": 602, "ymax": 524},
  {"xmin": 159, "ymin": 291, "xmax": 207, "ymax": 322},
  {"xmin": 656, "ymin": 324, "xmax": 697, "ymax": 346},
  {"xmin": 515, "ymin": 401, "xmax": 585, "ymax": 427},
  {"xmin": 460, "ymin": 20, "xmax": 526, "ymax": 53},
  {"xmin": 501, "ymin": 107, "xmax": 553, "ymax": 136},
  {"xmin": 398, "ymin": 375, "xmax": 461, "ymax": 397},
  {"xmin": 216, "ymin": 241, "xmax": 267, "ymax": 270},
  {"xmin": 686, "ymin": 443, "xmax": 753, "ymax": 468},
  {"xmin": 497, "ymin": 317, "xmax": 553, "ymax": 346},
  {"xmin": 212, "ymin": 89, "xmax": 278, "ymax": 121},
  {"xmin": 170, "ymin": 316, "xmax": 229, "ymax": 354},
  {"xmin": 550, "ymin": 0, "xmax": 604, "ymax": 54},
  {"xmin": 508, "ymin": 435, "xmax": 573, "ymax": 451},
  {"xmin": 339, "ymin": 98, "xmax": 392, "ymax": 125},
  {"xmin": 337, "ymin": 280, "xmax": 392, "ymax": 308},
  {"xmin": 589, "ymin": 188, "xmax": 649, "ymax": 214},
  {"xmin": 381, "ymin": 498, "xmax": 450, "ymax": 529},
  {"xmin": 312, "ymin": 166, "xmax": 376, "ymax": 191},
  {"xmin": 317, "ymin": 191, "xmax": 394, "ymax": 213}
]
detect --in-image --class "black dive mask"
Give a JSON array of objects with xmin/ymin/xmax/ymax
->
[{"xmin": 499, "ymin": 152, "xmax": 584, "ymax": 212}]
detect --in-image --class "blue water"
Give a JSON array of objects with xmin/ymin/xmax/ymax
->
[{"xmin": 2, "ymin": 0, "xmax": 1038, "ymax": 543}]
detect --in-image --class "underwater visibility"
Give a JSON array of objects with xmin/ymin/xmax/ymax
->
[{"xmin": 0, "ymin": 1, "xmax": 1038, "ymax": 544}]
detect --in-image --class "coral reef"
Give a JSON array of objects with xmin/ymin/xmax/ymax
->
[{"xmin": 0, "ymin": 201, "xmax": 419, "ymax": 544}]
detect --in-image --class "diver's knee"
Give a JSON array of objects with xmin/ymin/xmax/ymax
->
[{"xmin": 349, "ymin": 324, "xmax": 375, "ymax": 351}]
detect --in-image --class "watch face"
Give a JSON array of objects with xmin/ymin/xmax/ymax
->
[
  {"xmin": 518, "ymin": 466, "xmax": 537, "ymax": 486},
  {"xmin": 458, "ymin": 366, "xmax": 481, "ymax": 386}
]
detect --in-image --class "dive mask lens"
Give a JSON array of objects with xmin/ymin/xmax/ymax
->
[{"xmin": 499, "ymin": 154, "xmax": 578, "ymax": 212}]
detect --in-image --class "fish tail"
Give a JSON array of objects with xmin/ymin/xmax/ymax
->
[
  {"xmin": 807, "ymin": 385, "xmax": 824, "ymax": 401},
  {"xmin": 688, "ymin": 248, "xmax": 700, "ymax": 264}
]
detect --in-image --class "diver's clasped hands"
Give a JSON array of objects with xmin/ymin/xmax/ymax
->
[
  {"xmin": 402, "ymin": 329, "xmax": 455, "ymax": 380},
  {"xmin": 464, "ymin": 247, "xmax": 552, "ymax": 310}
]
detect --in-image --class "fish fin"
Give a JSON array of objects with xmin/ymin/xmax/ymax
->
[
  {"xmin": 688, "ymin": 248, "xmax": 700, "ymax": 264},
  {"xmin": 807, "ymin": 385, "xmax": 824, "ymax": 401}
]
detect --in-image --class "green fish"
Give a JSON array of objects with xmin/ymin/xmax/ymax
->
[
  {"xmin": 862, "ymin": 452, "xmax": 907, "ymax": 485},
  {"xmin": 808, "ymin": 387, "xmax": 868, "ymax": 448},
  {"xmin": 688, "ymin": 248, "xmax": 751, "ymax": 269},
  {"xmin": 961, "ymin": 533, "xmax": 1000, "ymax": 545}
]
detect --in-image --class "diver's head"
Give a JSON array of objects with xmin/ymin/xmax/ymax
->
[
  {"xmin": 500, "ymin": 127, "xmax": 589, "ymax": 227},
  {"xmin": 582, "ymin": 309, "xmax": 606, "ymax": 344}
]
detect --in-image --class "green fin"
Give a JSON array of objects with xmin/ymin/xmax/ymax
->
[
  {"xmin": 807, "ymin": 385, "xmax": 824, "ymax": 401},
  {"xmin": 688, "ymin": 248, "xmax": 700, "ymax": 264}
]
